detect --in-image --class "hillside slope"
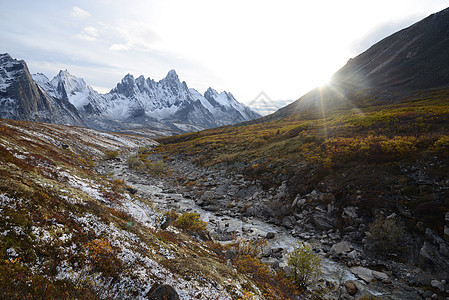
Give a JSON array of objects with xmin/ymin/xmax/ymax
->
[{"xmin": 0, "ymin": 118, "xmax": 301, "ymax": 299}]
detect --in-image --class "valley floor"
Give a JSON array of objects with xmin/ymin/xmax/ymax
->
[{"xmin": 97, "ymin": 150, "xmax": 448, "ymax": 299}]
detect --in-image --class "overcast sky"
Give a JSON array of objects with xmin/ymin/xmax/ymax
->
[{"xmin": 1, "ymin": 1, "xmax": 448, "ymax": 107}]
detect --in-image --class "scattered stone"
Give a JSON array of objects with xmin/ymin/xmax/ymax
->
[
  {"xmin": 149, "ymin": 284, "xmax": 180, "ymax": 300},
  {"xmin": 423, "ymin": 290, "xmax": 433, "ymax": 298},
  {"xmin": 160, "ymin": 216, "xmax": 171, "ymax": 230},
  {"xmin": 125, "ymin": 186, "xmax": 138, "ymax": 194},
  {"xmin": 350, "ymin": 266, "xmax": 374, "ymax": 283},
  {"xmin": 431, "ymin": 279, "xmax": 444, "ymax": 291},
  {"xmin": 330, "ymin": 241, "xmax": 352, "ymax": 256},
  {"xmin": 265, "ymin": 232, "xmax": 276, "ymax": 239},
  {"xmin": 344, "ymin": 280, "xmax": 358, "ymax": 295},
  {"xmin": 225, "ymin": 249, "xmax": 237, "ymax": 260},
  {"xmin": 372, "ymin": 270, "xmax": 389, "ymax": 282},
  {"xmin": 313, "ymin": 213, "xmax": 335, "ymax": 230},
  {"xmin": 271, "ymin": 247, "xmax": 283, "ymax": 254},
  {"xmin": 347, "ymin": 250, "xmax": 358, "ymax": 259}
]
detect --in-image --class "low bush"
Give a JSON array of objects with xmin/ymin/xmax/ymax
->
[
  {"xmin": 104, "ymin": 150, "xmax": 119, "ymax": 160},
  {"xmin": 367, "ymin": 214, "xmax": 404, "ymax": 256},
  {"xmin": 174, "ymin": 212, "xmax": 209, "ymax": 239},
  {"xmin": 287, "ymin": 242, "xmax": 322, "ymax": 290}
]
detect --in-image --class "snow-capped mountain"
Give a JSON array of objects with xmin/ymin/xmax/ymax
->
[
  {"xmin": 33, "ymin": 67, "xmax": 261, "ymax": 134},
  {"xmin": 1, "ymin": 53, "xmax": 261, "ymax": 135},
  {"xmin": 0, "ymin": 53, "xmax": 83, "ymax": 126}
]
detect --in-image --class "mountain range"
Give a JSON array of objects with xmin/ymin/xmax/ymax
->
[{"xmin": 0, "ymin": 54, "xmax": 260, "ymax": 136}]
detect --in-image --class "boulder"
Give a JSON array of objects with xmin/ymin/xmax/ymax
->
[
  {"xmin": 312, "ymin": 213, "xmax": 335, "ymax": 230},
  {"xmin": 160, "ymin": 216, "xmax": 171, "ymax": 230},
  {"xmin": 430, "ymin": 279, "xmax": 444, "ymax": 291},
  {"xmin": 344, "ymin": 280, "xmax": 358, "ymax": 295},
  {"xmin": 347, "ymin": 250, "xmax": 358, "ymax": 259},
  {"xmin": 350, "ymin": 266, "xmax": 374, "ymax": 283},
  {"xmin": 330, "ymin": 241, "xmax": 352, "ymax": 256},
  {"xmin": 372, "ymin": 270, "xmax": 389, "ymax": 282},
  {"xmin": 419, "ymin": 241, "xmax": 449, "ymax": 275},
  {"xmin": 281, "ymin": 216, "xmax": 295, "ymax": 229},
  {"xmin": 265, "ymin": 232, "xmax": 276, "ymax": 239},
  {"xmin": 149, "ymin": 284, "xmax": 179, "ymax": 300}
]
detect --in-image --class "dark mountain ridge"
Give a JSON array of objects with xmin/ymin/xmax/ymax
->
[{"xmin": 266, "ymin": 7, "xmax": 449, "ymax": 121}]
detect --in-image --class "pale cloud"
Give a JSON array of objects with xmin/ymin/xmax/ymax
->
[
  {"xmin": 110, "ymin": 20, "xmax": 161, "ymax": 52},
  {"xmin": 70, "ymin": 6, "xmax": 91, "ymax": 19},
  {"xmin": 75, "ymin": 26, "xmax": 99, "ymax": 41},
  {"xmin": 109, "ymin": 43, "xmax": 129, "ymax": 51}
]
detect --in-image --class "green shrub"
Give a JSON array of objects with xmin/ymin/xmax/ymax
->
[
  {"xmin": 287, "ymin": 242, "xmax": 322, "ymax": 290},
  {"xmin": 104, "ymin": 150, "xmax": 119, "ymax": 160},
  {"xmin": 126, "ymin": 155, "xmax": 141, "ymax": 168},
  {"xmin": 367, "ymin": 214, "xmax": 404, "ymax": 255},
  {"xmin": 174, "ymin": 212, "xmax": 208, "ymax": 238}
]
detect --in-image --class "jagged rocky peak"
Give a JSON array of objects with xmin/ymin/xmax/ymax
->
[
  {"xmin": 112, "ymin": 73, "xmax": 138, "ymax": 97},
  {"xmin": 0, "ymin": 53, "xmax": 84, "ymax": 125},
  {"xmin": 0, "ymin": 53, "xmax": 27, "ymax": 91},
  {"xmin": 159, "ymin": 69, "xmax": 189, "ymax": 94}
]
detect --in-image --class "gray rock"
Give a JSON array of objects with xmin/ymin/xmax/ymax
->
[
  {"xmin": 423, "ymin": 291, "xmax": 433, "ymax": 298},
  {"xmin": 160, "ymin": 216, "xmax": 171, "ymax": 230},
  {"xmin": 149, "ymin": 284, "xmax": 179, "ymax": 300},
  {"xmin": 330, "ymin": 241, "xmax": 352, "ymax": 256},
  {"xmin": 440, "ymin": 242, "xmax": 449, "ymax": 257},
  {"xmin": 419, "ymin": 241, "xmax": 449, "ymax": 274},
  {"xmin": 372, "ymin": 270, "xmax": 389, "ymax": 281},
  {"xmin": 265, "ymin": 232, "xmax": 276, "ymax": 239},
  {"xmin": 342, "ymin": 206, "xmax": 358, "ymax": 225},
  {"xmin": 344, "ymin": 280, "xmax": 358, "ymax": 295},
  {"xmin": 313, "ymin": 213, "xmax": 335, "ymax": 230},
  {"xmin": 431, "ymin": 279, "xmax": 444, "ymax": 291},
  {"xmin": 281, "ymin": 216, "xmax": 295, "ymax": 229},
  {"xmin": 350, "ymin": 266, "xmax": 374, "ymax": 283},
  {"xmin": 347, "ymin": 250, "xmax": 358, "ymax": 259}
]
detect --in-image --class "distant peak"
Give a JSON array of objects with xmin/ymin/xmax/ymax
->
[
  {"xmin": 0, "ymin": 53, "xmax": 12, "ymax": 59},
  {"xmin": 122, "ymin": 73, "xmax": 135, "ymax": 82},
  {"xmin": 164, "ymin": 69, "xmax": 180, "ymax": 82},
  {"xmin": 205, "ymin": 87, "xmax": 219, "ymax": 96},
  {"xmin": 57, "ymin": 69, "xmax": 72, "ymax": 77},
  {"xmin": 167, "ymin": 69, "xmax": 177, "ymax": 76}
]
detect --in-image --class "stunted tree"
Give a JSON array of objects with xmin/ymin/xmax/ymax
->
[{"xmin": 287, "ymin": 242, "xmax": 322, "ymax": 290}]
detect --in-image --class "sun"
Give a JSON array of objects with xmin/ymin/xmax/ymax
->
[{"xmin": 314, "ymin": 72, "xmax": 333, "ymax": 88}]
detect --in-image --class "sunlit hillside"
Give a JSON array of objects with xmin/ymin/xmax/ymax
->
[{"xmin": 158, "ymin": 87, "xmax": 449, "ymax": 231}]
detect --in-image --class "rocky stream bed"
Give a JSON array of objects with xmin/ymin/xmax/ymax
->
[{"xmin": 97, "ymin": 152, "xmax": 449, "ymax": 300}]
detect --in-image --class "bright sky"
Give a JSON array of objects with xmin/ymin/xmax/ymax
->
[{"xmin": 1, "ymin": 0, "xmax": 448, "ymax": 107}]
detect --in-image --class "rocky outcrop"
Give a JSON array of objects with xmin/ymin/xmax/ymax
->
[
  {"xmin": 0, "ymin": 53, "xmax": 83, "ymax": 126},
  {"xmin": 148, "ymin": 284, "xmax": 179, "ymax": 300}
]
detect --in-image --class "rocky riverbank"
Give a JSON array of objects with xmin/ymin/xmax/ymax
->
[{"xmin": 97, "ymin": 151, "xmax": 449, "ymax": 299}]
